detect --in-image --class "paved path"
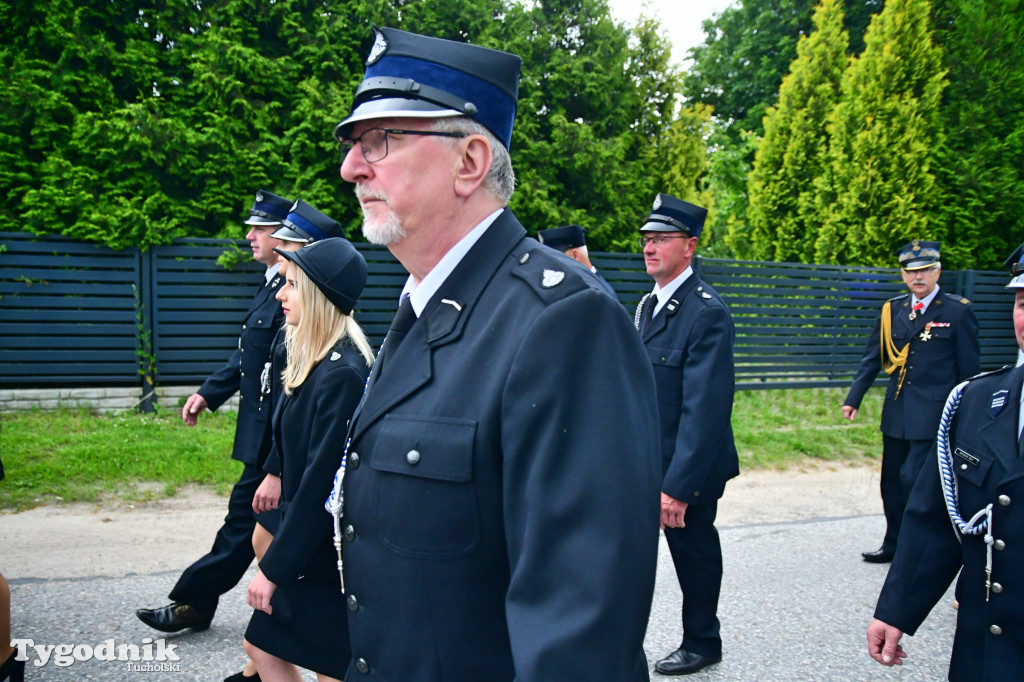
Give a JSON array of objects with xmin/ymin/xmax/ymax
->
[{"xmin": 4, "ymin": 467, "xmax": 956, "ymax": 680}]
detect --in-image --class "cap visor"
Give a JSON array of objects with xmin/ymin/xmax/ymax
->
[
  {"xmin": 271, "ymin": 225, "xmax": 312, "ymax": 243},
  {"xmin": 245, "ymin": 216, "xmax": 284, "ymax": 226},
  {"xmin": 639, "ymin": 220, "xmax": 688, "ymax": 234},
  {"xmin": 901, "ymin": 261, "xmax": 938, "ymax": 271},
  {"xmin": 1006, "ymin": 274, "xmax": 1024, "ymax": 289},
  {"xmin": 334, "ymin": 98, "xmax": 463, "ymax": 140}
]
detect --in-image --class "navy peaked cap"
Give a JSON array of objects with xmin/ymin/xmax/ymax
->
[
  {"xmin": 274, "ymin": 238, "xmax": 367, "ymax": 315},
  {"xmin": 896, "ymin": 240, "xmax": 940, "ymax": 270},
  {"xmin": 1004, "ymin": 241, "xmax": 1024, "ymax": 288},
  {"xmin": 639, "ymin": 193, "xmax": 707, "ymax": 238},
  {"xmin": 272, "ymin": 200, "xmax": 344, "ymax": 244},
  {"xmin": 245, "ymin": 190, "xmax": 292, "ymax": 226},
  {"xmin": 538, "ymin": 225, "xmax": 587, "ymax": 251},
  {"xmin": 334, "ymin": 26, "xmax": 522, "ymax": 149}
]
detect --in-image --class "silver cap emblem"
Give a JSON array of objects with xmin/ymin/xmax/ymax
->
[
  {"xmin": 367, "ymin": 29, "xmax": 388, "ymax": 65},
  {"xmin": 652, "ymin": 195, "xmax": 662, "ymax": 211},
  {"xmin": 331, "ymin": 351, "xmax": 342, "ymax": 361},
  {"xmin": 255, "ymin": 191, "xmax": 264, "ymax": 202}
]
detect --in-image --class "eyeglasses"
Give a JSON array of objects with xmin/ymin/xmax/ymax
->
[
  {"xmin": 339, "ymin": 128, "xmax": 468, "ymax": 164},
  {"xmin": 638, "ymin": 235, "xmax": 689, "ymax": 249}
]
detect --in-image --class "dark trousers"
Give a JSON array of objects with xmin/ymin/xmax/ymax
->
[
  {"xmin": 664, "ymin": 501, "xmax": 722, "ymax": 658},
  {"xmin": 880, "ymin": 435, "xmax": 934, "ymax": 550},
  {"xmin": 168, "ymin": 463, "xmax": 263, "ymax": 613}
]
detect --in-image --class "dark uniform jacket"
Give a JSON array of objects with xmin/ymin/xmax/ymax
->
[
  {"xmin": 875, "ymin": 364, "xmax": 1024, "ymax": 682},
  {"xmin": 258, "ymin": 341, "xmax": 369, "ymax": 586},
  {"xmin": 198, "ymin": 272, "xmax": 285, "ymax": 466},
  {"xmin": 340, "ymin": 210, "xmax": 662, "ymax": 682},
  {"xmin": 845, "ymin": 290, "xmax": 980, "ymax": 440},
  {"xmin": 639, "ymin": 275, "xmax": 739, "ymax": 503}
]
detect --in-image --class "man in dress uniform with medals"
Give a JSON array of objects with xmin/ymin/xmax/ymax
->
[
  {"xmin": 635, "ymin": 194, "xmax": 739, "ymax": 676},
  {"xmin": 330, "ymin": 26, "xmax": 661, "ymax": 682},
  {"xmin": 843, "ymin": 240, "xmax": 979, "ymax": 563},
  {"xmin": 538, "ymin": 224, "xmax": 616, "ymax": 295},
  {"xmin": 136, "ymin": 190, "xmax": 291, "ymax": 633},
  {"xmin": 866, "ymin": 244, "xmax": 1024, "ymax": 681}
]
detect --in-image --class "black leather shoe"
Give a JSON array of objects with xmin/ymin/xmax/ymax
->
[
  {"xmin": 654, "ymin": 648, "xmax": 721, "ymax": 676},
  {"xmin": 861, "ymin": 547, "xmax": 895, "ymax": 563},
  {"xmin": 136, "ymin": 602, "xmax": 214, "ymax": 633},
  {"xmin": 224, "ymin": 671, "xmax": 262, "ymax": 682}
]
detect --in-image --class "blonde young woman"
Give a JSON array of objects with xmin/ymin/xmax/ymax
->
[{"xmin": 243, "ymin": 238, "xmax": 373, "ymax": 682}]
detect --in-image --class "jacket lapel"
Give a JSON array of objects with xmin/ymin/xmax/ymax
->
[
  {"xmin": 642, "ymin": 275, "xmax": 698, "ymax": 343},
  {"xmin": 350, "ymin": 211, "xmax": 526, "ymax": 436},
  {"xmin": 976, "ymin": 365, "xmax": 1024, "ymax": 476}
]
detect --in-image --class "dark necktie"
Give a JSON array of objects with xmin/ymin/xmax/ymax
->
[
  {"xmin": 376, "ymin": 296, "xmax": 416, "ymax": 375},
  {"xmin": 640, "ymin": 297, "xmax": 656, "ymax": 334}
]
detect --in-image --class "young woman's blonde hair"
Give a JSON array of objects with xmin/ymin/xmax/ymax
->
[{"xmin": 281, "ymin": 264, "xmax": 374, "ymax": 395}]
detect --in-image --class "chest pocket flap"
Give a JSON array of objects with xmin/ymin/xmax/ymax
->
[
  {"xmin": 953, "ymin": 445, "xmax": 994, "ymax": 488},
  {"xmin": 647, "ymin": 346, "xmax": 683, "ymax": 368},
  {"xmin": 371, "ymin": 414, "xmax": 475, "ymax": 481}
]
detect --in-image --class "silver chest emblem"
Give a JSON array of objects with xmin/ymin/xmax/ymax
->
[{"xmin": 331, "ymin": 351, "xmax": 342, "ymax": 362}]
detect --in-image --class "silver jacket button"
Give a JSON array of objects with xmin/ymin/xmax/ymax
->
[{"xmin": 407, "ymin": 449, "xmax": 421, "ymax": 465}]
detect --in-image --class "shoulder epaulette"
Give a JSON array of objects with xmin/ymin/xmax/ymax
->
[
  {"xmin": 964, "ymin": 365, "xmax": 1014, "ymax": 383},
  {"xmin": 887, "ymin": 292, "xmax": 910, "ymax": 303},
  {"xmin": 945, "ymin": 292, "xmax": 970, "ymax": 305},
  {"xmin": 509, "ymin": 244, "xmax": 588, "ymax": 300}
]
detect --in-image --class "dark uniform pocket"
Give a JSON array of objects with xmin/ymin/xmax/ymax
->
[
  {"xmin": 952, "ymin": 444, "xmax": 993, "ymax": 489},
  {"xmin": 647, "ymin": 346, "xmax": 683, "ymax": 367},
  {"xmin": 370, "ymin": 414, "xmax": 480, "ymax": 559}
]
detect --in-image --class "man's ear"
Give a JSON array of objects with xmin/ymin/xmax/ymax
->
[{"xmin": 453, "ymin": 135, "xmax": 492, "ymax": 198}]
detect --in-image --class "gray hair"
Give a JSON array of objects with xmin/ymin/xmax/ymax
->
[{"xmin": 431, "ymin": 117, "xmax": 515, "ymax": 203}]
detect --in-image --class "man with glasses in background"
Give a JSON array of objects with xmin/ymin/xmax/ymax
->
[
  {"xmin": 635, "ymin": 194, "xmax": 738, "ymax": 676},
  {"xmin": 843, "ymin": 240, "xmax": 979, "ymax": 564}
]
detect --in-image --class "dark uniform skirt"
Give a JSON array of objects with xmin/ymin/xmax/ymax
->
[{"xmin": 245, "ymin": 576, "xmax": 351, "ymax": 678}]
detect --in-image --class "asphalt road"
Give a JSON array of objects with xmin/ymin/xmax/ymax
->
[{"xmin": 8, "ymin": 511, "xmax": 955, "ymax": 681}]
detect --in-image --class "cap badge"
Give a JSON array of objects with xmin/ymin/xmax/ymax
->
[
  {"xmin": 290, "ymin": 200, "xmax": 300, "ymax": 211},
  {"xmin": 537, "ymin": 234, "xmax": 545, "ymax": 244},
  {"xmin": 652, "ymin": 195, "xmax": 663, "ymax": 211},
  {"xmin": 366, "ymin": 30, "xmax": 388, "ymax": 66},
  {"xmin": 331, "ymin": 351, "xmax": 342, "ymax": 362},
  {"xmin": 912, "ymin": 239, "xmax": 921, "ymax": 252},
  {"xmin": 255, "ymin": 191, "xmax": 265, "ymax": 202},
  {"xmin": 541, "ymin": 269, "xmax": 565, "ymax": 288}
]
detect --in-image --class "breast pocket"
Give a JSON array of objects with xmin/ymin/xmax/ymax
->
[
  {"xmin": 952, "ymin": 443, "xmax": 994, "ymax": 491},
  {"xmin": 370, "ymin": 414, "xmax": 481, "ymax": 559}
]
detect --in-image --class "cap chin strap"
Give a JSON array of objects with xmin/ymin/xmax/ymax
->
[{"xmin": 342, "ymin": 77, "xmax": 477, "ymax": 124}]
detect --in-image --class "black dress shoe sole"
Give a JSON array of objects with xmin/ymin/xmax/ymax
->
[
  {"xmin": 136, "ymin": 609, "xmax": 213, "ymax": 633},
  {"xmin": 655, "ymin": 656, "xmax": 722, "ymax": 676},
  {"xmin": 861, "ymin": 552, "xmax": 895, "ymax": 564}
]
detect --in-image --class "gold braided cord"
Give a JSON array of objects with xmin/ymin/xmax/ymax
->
[{"xmin": 879, "ymin": 300, "xmax": 910, "ymax": 398}]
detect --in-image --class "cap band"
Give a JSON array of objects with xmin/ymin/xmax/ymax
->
[{"xmin": 282, "ymin": 213, "xmax": 329, "ymax": 242}]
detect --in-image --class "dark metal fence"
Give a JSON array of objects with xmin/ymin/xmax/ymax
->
[{"xmin": 2, "ymin": 231, "xmax": 1017, "ymax": 393}]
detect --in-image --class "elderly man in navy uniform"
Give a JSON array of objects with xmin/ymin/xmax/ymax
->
[
  {"xmin": 635, "ymin": 194, "xmax": 739, "ymax": 676},
  {"xmin": 538, "ymin": 223, "xmax": 616, "ymax": 295},
  {"xmin": 136, "ymin": 190, "xmax": 292, "ymax": 633},
  {"xmin": 866, "ymin": 244, "xmax": 1024, "ymax": 681},
  {"xmin": 843, "ymin": 240, "xmax": 980, "ymax": 563},
  {"xmin": 329, "ymin": 26, "xmax": 661, "ymax": 682}
]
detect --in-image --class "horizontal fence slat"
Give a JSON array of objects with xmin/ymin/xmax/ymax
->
[{"xmin": 2, "ymin": 233, "xmax": 1019, "ymax": 387}]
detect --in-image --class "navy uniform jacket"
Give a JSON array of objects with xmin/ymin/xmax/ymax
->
[
  {"xmin": 875, "ymin": 364, "xmax": 1024, "ymax": 681},
  {"xmin": 639, "ymin": 276, "xmax": 739, "ymax": 503},
  {"xmin": 341, "ymin": 210, "xmax": 662, "ymax": 682},
  {"xmin": 258, "ymin": 341, "xmax": 368, "ymax": 586},
  {"xmin": 198, "ymin": 272, "xmax": 285, "ymax": 466},
  {"xmin": 845, "ymin": 291, "xmax": 980, "ymax": 440}
]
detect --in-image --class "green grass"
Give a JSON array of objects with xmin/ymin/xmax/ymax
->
[
  {"xmin": 0, "ymin": 405, "xmax": 240, "ymax": 511},
  {"xmin": 733, "ymin": 386, "xmax": 883, "ymax": 469},
  {"xmin": 0, "ymin": 386, "xmax": 886, "ymax": 511}
]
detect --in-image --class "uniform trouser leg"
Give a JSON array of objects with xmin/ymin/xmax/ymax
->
[
  {"xmin": 168, "ymin": 463, "xmax": 263, "ymax": 613},
  {"xmin": 880, "ymin": 435, "xmax": 911, "ymax": 550},
  {"xmin": 899, "ymin": 439, "xmax": 936, "ymax": 509},
  {"xmin": 664, "ymin": 501, "xmax": 722, "ymax": 658}
]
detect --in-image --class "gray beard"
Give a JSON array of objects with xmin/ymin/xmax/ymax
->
[{"xmin": 361, "ymin": 209, "xmax": 405, "ymax": 245}]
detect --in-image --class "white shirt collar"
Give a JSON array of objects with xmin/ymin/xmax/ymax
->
[
  {"xmin": 264, "ymin": 262, "xmax": 281, "ymax": 285},
  {"xmin": 650, "ymin": 266, "xmax": 693, "ymax": 316},
  {"xmin": 913, "ymin": 284, "xmax": 940, "ymax": 312},
  {"xmin": 400, "ymin": 208, "xmax": 504, "ymax": 316}
]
